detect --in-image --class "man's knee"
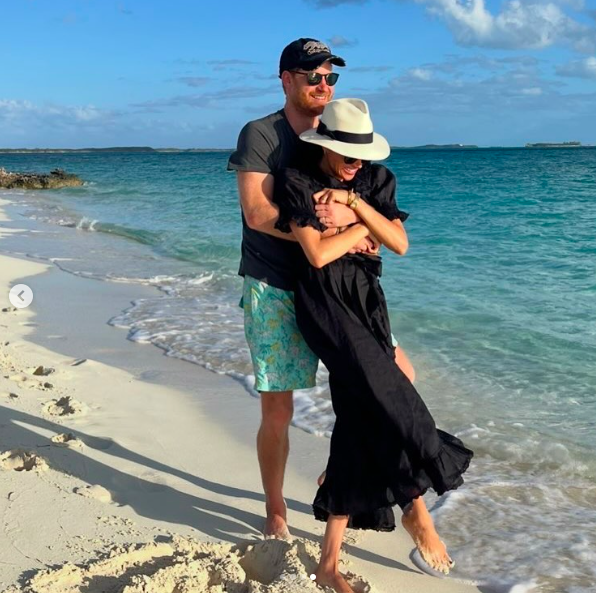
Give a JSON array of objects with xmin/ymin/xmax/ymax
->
[{"xmin": 260, "ymin": 391, "xmax": 294, "ymax": 429}]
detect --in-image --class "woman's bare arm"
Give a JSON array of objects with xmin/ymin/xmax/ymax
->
[
  {"xmin": 290, "ymin": 222, "xmax": 370, "ymax": 269},
  {"xmin": 314, "ymin": 189, "xmax": 408, "ymax": 255}
]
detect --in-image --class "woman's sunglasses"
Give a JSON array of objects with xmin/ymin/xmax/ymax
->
[
  {"xmin": 290, "ymin": 71, "xmax": 340, "ymax": 86},
  {"xmin": 344, "ymin": 156, "xmax": 369, "ymax": 165}
]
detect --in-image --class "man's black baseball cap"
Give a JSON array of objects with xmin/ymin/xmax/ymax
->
[{"xmin": 279, "ymin": 38, "xmax": 346, "ymax": 77}]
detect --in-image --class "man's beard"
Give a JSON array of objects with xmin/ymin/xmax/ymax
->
[{"xmin": 293, "ymin": 92, "xmax": 330, "ymax": 117}]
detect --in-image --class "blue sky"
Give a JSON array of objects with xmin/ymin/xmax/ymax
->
[{"xmin": 2, "ymin": 0, "xmax": 596, "ymax": 147}]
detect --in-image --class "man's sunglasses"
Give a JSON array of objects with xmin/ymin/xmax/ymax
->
[
  {"xmin": 344, "ymin": 156, "xmax": 369, "ymax": 165},
  {"xmin": 290, "ymin": 71, "xmax": 340, "ymax": 86}
]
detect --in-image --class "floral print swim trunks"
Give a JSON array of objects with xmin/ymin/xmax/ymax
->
[{"xmin": 241, "ymin": 275, "xmax": 319, "ymax": 392}]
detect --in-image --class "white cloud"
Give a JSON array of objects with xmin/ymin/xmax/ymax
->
[
  {"xmin": 556, "ymin": 56, "xmax": 596, "ymax": 79},
  {"xmin": 409, "ymin": 67, "xmax": 433, "ymax": 80},
  {"xmin": 175, "ymin": 77, "xmax": 211, "ymax": 88},
  {"xmin": 117, "ymin": 3, "xmax": 133, "ymax": 15},
  {"xmin": 0, "ymin": 99, "xmax": 117, "ymax": 128},
  {"xmin": 417, "ymin": 0, "xmax": 596, "ymax": 52},
  {"xmin": 356, "ymin": 53, "xmax": 589, "ymax": 119},
  {"xmin": 329, "ymin": 35, "xmax": 359, "ymax": 47},
  {"xmin": 415, "ymin": 0, "xmax": 596, "ymax": 52},
  {"xmin": 350, "ymin": 65, "xmax": 394, "ymax": 72},
  {"xmin": 308, "ymin": 0, "xmax": 368, "ymax": 6},
  {"xmin": 520, "ymin": 87, "xmax": 543, "ymax": 95},
  {"xmin": 310, "ymin": 0, "xmax": 596, "ymax": 52},
  {"xmin": 131, "ymin": 85, "xmax": 279, "ymax": 112}
]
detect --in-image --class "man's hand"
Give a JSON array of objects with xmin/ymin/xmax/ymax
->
[
  {"xmin": 367, "ymin": 230, "xmax": 381, "ymax": 252},
  {"xmin": 349, "ymin": 236, "xmax": 380, "ymax": 255}
]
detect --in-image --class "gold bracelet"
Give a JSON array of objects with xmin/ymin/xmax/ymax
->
[
  {"xmin": 349, "ymin": 195, "xmax": 360, "ymax": 210},
  {"xmin": 346, "ymin": 189, "xmax": 355, "ymax": 207}
]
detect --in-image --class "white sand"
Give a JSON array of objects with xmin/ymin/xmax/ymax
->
[{"xmin": 0, "ymin": 197, "xmax": 482, "ymax": 593}]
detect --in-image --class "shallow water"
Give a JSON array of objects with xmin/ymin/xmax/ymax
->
[{"xmin": 1, "ymin": 147, "xmax": 595, "ymax": 592}]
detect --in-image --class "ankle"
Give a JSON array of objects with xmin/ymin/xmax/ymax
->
[
  {"xmin": 265, "ymin": 503, "xmax": 287, "ymax": 519},
  {"xmin": 316, "ymin": 561, "xmax": 339, "ymax": 576}
]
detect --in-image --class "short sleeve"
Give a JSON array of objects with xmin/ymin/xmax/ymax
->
[
  {"xmin": 227, "ymin": 121, "xmax": 274, "ymax": 174},
  {"xmin": 362, "ymin": 165, "xmax": 409, "ymax": 222},
  {"xmin": 273, "ymin": 168, "xmax": 326, "ymax": 234}
]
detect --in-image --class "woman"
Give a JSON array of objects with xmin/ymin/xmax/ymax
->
[{"xmin": 274, "ymin": 98, "xmax": 473, "ymax": 593}]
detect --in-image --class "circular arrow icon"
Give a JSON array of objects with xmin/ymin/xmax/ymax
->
[{"xmin": 9, "ymin": 284, "xmax": 33, "ymax": 309}]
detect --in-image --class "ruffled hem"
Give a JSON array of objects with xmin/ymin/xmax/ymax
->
[
  {"xmin": 312, "ymin": 429, "xmax": 472, "ymax": 531},
  {"xmin": 387, "ymin": 207, "xmax": 409, "ymax": 223},
  {"xmin": 275, "ymin": 212, "xmax": 327, "ymax": 234},
  {"xmin": 313, "ymin": 501, "xmax": 396, "ymax": 532},
  {"xmin": 421, "ymin": 429, "xmax": 473, "ymax": 496}
]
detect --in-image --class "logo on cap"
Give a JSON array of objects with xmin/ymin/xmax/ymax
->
[{"xmin": 303, "ymin": 40, "xmax": 330, "ymax": 55}]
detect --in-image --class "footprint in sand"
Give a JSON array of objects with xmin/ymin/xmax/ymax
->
[
  {"xmin": 74, "ymin": 485, "xmax": 113, "ymax": 504},
  {"xmin": 8, "ymin": 373, "xmax": 32, "ymax": 384},
  {"xmin": 82, "ymin": 435, "xmax": 115, "ymax": 451},
  {"xmin": 344, "ymin": 528, "xmax": 364, "ymax": 546},
  {"xmin": 0, "ymin": 449, "xmax": 48, "ymax": 472},
  {"xmin": 134, "ymin": 472, "xmax": 173, "ymax": 493},
  {"xmin": 7, "ymin": 373, "xmax": 48, "ymax": 391},
  {"xmin": 43, "ymin": 396, "xmax": 86, "ymax": 417},
  {"xmin": 50, "ymin": 433, "xmax": 84, "ymax": 448}
]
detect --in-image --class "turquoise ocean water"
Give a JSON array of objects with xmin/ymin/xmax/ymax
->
[{"xmin": 1, "ymin": 149, "xmax": 595, "ymax": 592}]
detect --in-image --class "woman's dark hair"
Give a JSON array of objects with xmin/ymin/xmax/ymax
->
[{"xmin": 290, "ymin": 141, "xmax": 323, "ymax": 167}]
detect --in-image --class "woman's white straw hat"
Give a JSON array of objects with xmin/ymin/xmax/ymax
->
[{"xmin": 299, "ymin": 98, "xmax": 390, "ymax": 161}]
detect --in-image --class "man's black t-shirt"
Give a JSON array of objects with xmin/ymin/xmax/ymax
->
[{"xmin": 228, "ymin": 109, "xmax": 303, "ymax": 291}]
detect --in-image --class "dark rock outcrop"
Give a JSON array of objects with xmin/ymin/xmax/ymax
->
[{"xmin": 0, "ymin": 168, "xmax": 84, "ymax": 189}]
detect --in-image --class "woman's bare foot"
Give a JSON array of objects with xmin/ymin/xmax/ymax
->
[
  {"xmin": 314, "ymin": 568, "xmax": 355, "ymax": 593},
  {"xmin": 317, "ymin": 470, "xmax": 326, "ymax": 486},
  {"xmin": 401, "ymin": 498, "xmax": 454, "ymax": 575}
]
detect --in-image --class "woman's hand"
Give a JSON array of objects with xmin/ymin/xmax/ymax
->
[
  {"xmin": 313, "ymin": 188, "xmax": 350, "ymax": 205},
  {"xmin": 315, "ymin": 201, "xmax": 359, "ymax": 228}
]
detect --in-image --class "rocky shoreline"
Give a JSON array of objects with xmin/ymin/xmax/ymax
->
[{"xmin": 0, "ymin": 168, "xmax": 83, "ymax": 190}]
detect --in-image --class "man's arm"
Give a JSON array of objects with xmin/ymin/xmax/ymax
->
[{"xmin": 238, "ymin": 171, "xmax": 336, "ymax": 241}]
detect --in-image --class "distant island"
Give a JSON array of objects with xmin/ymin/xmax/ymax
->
[
  {"xmin": 1, "ymin": 143, "xmax": 593, "ymax": 154},
  {"xmin": 525, "ymin": 141, "xmax": 583, "ymax": 148},
  {"xmin": 393, "ymin": 144, "xmax": 479, "ymax": 150},
  {"xmin": 0, "ymin": 147, "xmax": 232, "ymax": 154}
]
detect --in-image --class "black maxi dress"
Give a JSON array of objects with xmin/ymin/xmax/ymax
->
[{"xmin": 274, "ymin": 160, "xmax": 473, "ymax": 532}]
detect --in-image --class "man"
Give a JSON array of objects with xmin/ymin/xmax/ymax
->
[
  {"xmin": 228, "ymin": 38, "xmax": 352, "ymax": 540},
  {"xmin": 227, "ymin": 39, "xmax": 451, "ymax": 577}
]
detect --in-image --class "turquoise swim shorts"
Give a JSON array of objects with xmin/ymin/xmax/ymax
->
[
  {"xmin": 241, "ymin": 275, "xmax": 399, "ymax": 393},
  {"xmin": 241, "ymin": 276, "xmax": 319, "ymax": 392}
]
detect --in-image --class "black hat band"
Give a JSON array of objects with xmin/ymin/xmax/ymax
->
[{"xmin": 316, "ymin": 121, "xmax": 374, "ymax": 145}]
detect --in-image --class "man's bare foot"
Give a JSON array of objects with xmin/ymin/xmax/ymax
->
[
  {"xmin": 314, "ymin": 568, "xmax": 354, "ymax": 593},
  {"xmin": 264, "ymin": 501, "xmax": 291, "ymax": 540},
  {"xmin": 317, "ymin": 470, "xmax": 326, "ymax": 487},
  {"xmin": 263, "ymin": 513, "xmax": 291, "ymax": 539},
  {"xmin": 401, "ymin": 501, "xmax": 454, "ymax": 575}
]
